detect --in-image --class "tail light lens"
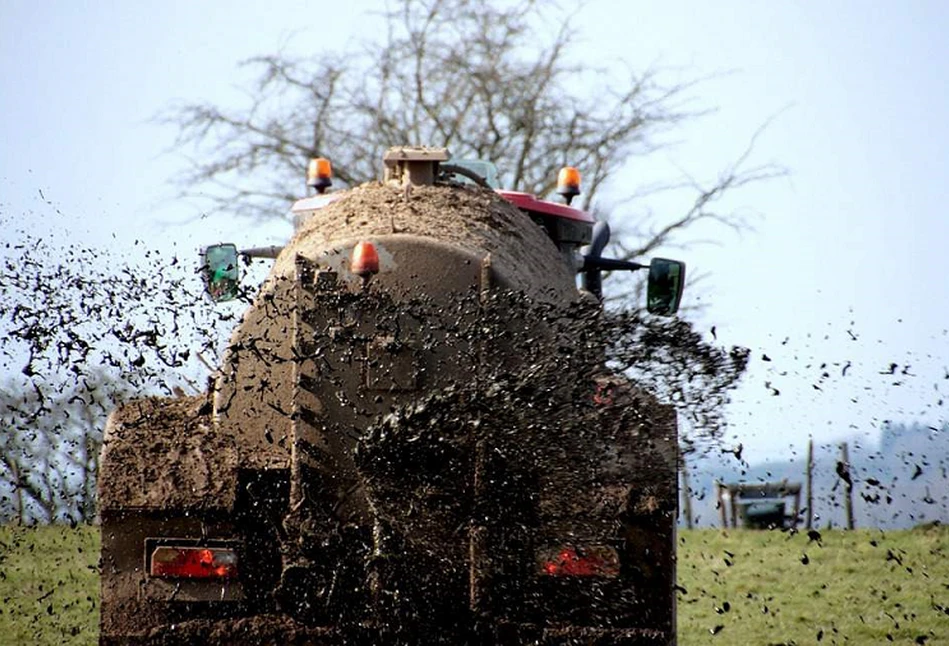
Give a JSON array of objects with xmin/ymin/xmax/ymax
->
[
  {"xmin": 150, "ymin": 546, "xmax": 239, "ymax": 580},
  {"xmin": 538, "ymin": 545, "xmax": 619, "ymax": 578}
]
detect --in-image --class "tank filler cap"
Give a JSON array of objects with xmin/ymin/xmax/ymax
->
[{"xmin": 383, "ymin": 146, "xmax": 450, "ymax": 188}]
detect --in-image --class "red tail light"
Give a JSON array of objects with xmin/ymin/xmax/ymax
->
[
  {"xmin": 538, "ymin": 545, "xmax": 619, "ymax": 577},
  {"xmin": 593, "ymin": 382, "xmax": 615, "ymax": 406},
  {"xmin": 150, "ymin": 546, "xmax": 239, "ymax": 580}
]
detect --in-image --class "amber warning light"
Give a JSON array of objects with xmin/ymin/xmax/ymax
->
[
  {"xmin": 556, "ymin": 166, "xmax": 581, "ymax": 205},
  {"xmin": 307, "ymin": 157, "xmax": 333, "ymax": 194}
]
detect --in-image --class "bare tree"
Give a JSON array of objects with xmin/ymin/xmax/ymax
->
[
  {"xmin": 0, "ymin": 1, "xmax": 775, "ymax": 525},
  {"xmin": 0, "ymin": 226, "xmax": 227, "ymax": 524},
  {"xmin": 161, "ymin": 0, "xmax": 778, "ymax": 258},
  {"xmin": 0, "ymin": 370, "xmax": 134, "ymax": 524}
]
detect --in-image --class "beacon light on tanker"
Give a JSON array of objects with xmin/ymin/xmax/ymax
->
[
  {"xmin": 556, "ymin": 166, "xmax": 581, "ymax": 205},
  {"xmin": 307, "ymin": 157, "xmax": 333, "ymax": 194}
]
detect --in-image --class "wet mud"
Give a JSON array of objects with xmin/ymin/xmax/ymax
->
[
  {"xmin": 290, "ymin": 183, "xmax": 575, "ymax": 295},
  {"xmin": 2, "ymin": 183, "xmax": 750, "ymax": 644}
]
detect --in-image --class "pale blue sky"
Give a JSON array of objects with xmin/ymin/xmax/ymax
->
[{"xmin": 2, "ymin": 1, "xmax": 947, "ymax": 460}]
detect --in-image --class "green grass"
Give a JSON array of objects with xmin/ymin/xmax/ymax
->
[
  {"xmin": 1, "ymin": 525, "xmax": 947, "ymax": 644},
  {"xmin": 0, "ymin": 524, "xmax": 98, "ymax": 645},
  {"xmin": 677, "ymin": 526, "xmax": 949, "ymax": 645}
]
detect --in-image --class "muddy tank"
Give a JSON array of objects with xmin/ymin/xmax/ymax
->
[{"xmin": 98, "ymin": 147, "xmax": 681, "ymax": 645}]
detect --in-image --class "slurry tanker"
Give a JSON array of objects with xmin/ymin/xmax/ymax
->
[{"xmin": 99, "ymin": 147, "xmax": 685, "ymax": 645}]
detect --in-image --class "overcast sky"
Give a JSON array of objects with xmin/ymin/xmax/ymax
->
[{"xmin": 2, "ymin": 1, "xmax": 947, "ymax": 461}]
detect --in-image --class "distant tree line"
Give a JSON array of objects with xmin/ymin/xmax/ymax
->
[{"xmin": 0, "ymin": 370, "xmax": 128, "ymax": 523}]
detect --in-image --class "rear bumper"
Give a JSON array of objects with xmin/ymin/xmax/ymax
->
[
  {"xmin": 101, "ymin": 615, "xmax": 674, "ymax": 645},
  {"xmin": 100, "ymin": 614, "xmax": 330, "ymax": 646}
]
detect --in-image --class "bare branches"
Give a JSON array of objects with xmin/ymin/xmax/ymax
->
[
  {"xmin": 611, "ymin": 118, "xmax": 785, "ymax": 263},
  {"xmin": 0, "ymin": 370, "xmax": 133, "ymax": 524},
  {"xmin": 156, "ymin": 0, "xmax": 782, "ymax": 331},
  {"xmin": 159, "ymin": 0, "xmax": 732, "ymax": 234}
]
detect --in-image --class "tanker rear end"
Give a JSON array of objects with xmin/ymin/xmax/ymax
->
[{"xmin": 98, "ymin": 148, "xmax": 682, "ymax": 645}]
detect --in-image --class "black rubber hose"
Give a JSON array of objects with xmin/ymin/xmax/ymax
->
[{"xmin": 439, "ymin": 164, "xmax": 492, "ymax": 189}]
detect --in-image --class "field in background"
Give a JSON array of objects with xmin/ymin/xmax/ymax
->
[
  {"xmin": 1, "ymin": 525, "xmax": 946, "ymax": 645},
  {"xmin": 0, "ymin": 525, "xmax": 98, "ymax": 645},
  {"xmin": 678, "ymin": 527, "xmax": 948, "ymax": 644}
]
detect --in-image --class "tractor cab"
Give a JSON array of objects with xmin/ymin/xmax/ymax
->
[
  {"xmin": 497, "ymin": 189, "xmax": 593, "ymax": 265},
  {"xmin": 444, "ymin": 158, "xmax": 684, "ymax": 312},
  {"xmin": 442, "ymin": 159, "xmax": 593, "ymax": 261}
]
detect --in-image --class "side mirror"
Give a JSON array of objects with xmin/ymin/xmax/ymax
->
[
  {"xmin": 647, "ymin": 258, "xmax": 685, "ymax": 316},
  {"xmin": 201, "ymin": 243, "xmax": 240, "ymax": 302}
]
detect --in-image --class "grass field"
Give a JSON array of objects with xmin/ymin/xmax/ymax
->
[
  {"xmin": 0, "ymin": 524, "xmax": 99, "ymax": 645},
  {"xmin": 678, "ymin": 527, "xmax": 948, "ymax": 645},
  {"xmin": 1, "ymin": 525, "xmax": 946, "ymax": 645}
]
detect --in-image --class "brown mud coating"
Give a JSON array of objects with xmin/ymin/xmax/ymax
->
[
  {"xmin": 97, "ymin": 181, "xmax": 746, "ymax": 645},
  {"xmin": 136, "ymin": 616, "xmax": 334, "ymax": 645},
  {"xmin": 290, "ymin": 183, "xmax": 574, "ymax": 295},
  {"xmin": 99, "ymin": 395, "xmax": 237, "ymax": 512}
]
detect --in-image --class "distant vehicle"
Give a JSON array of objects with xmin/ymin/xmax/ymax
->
[{"xmin": 98, "ymin": 146, "xmax": 684, "ymax": 645}]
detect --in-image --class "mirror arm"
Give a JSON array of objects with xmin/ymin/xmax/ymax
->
[
  {"xmin": 240, "ymin": 246, "xmax": 284, "ymax": 259},
  {"xmin": 580, "ymin": 257, "xmax": 647, "ymax": 273},
  {"xmin": 439, "ymin": 163, "xmax": 492, "ymax": 188}
]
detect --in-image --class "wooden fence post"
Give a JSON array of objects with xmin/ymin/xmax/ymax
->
[
  {"xmin": 840, "ymin": 442, "xmax": 855, "ymax": 530},
  {"xmin": 680, "ymin": 450, "xmax": 694, "ymax": 530},
  {"xmin": 806, "ymin": 439, "xmax": 814, "ymax": 530}
]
